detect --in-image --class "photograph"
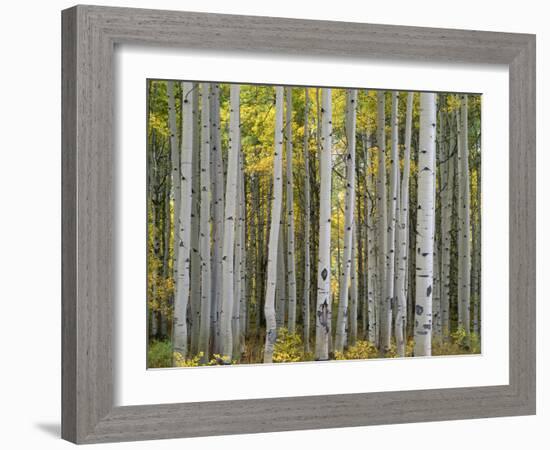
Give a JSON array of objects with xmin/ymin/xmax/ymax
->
[{"xmin": 146, "ymin": 81, "xmax": 481, "ymax": 368}]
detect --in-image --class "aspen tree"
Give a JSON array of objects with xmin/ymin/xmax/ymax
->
[
  {"xmin": 285, "ymin": 88, "xmax": 298, "ymax": 334},
  {"xmin": 365, "ymin": 133, "xmax": 377, "ymax": 343},
  {"xmin": 441, "ymin": 110, "xmax": 455, "ymax": 338},
  {"xmin": 376, "ymin": 91, "xmax": 390, "ymax": 353},
  {"xmin": 173, "ymin": 82, "xmax": 194, "ymax": 357},
  {"xmin": 382, "ymin": 92, "xmax": 399, "ymax": 354},
  {"xmin": 303, "ymin": 88, "xmax": 311, "ymax": 352},
  {"xmin": 350, "ymin": 227, "xmax": 358, "ymax": 346},
  {"xmin": 335, "ymin": 89, "xmax": 357, "ymax": 352},
  {"xmin": 220, "ymin": 85, "xmax": 241, "ymax": 360},
  {"xmin": 198, "ymin": 84, "xmax": 212, "ymax": 362},
  {"xmin": 457, "ymin": 95, "xmax": 471, "ymax": 338},
  {"xmin": 210, "ymin": 84, "xmax": 224, "ymax": 353},
  {"xmin": 189, "ymin": 83, "xmax": 202, "ymax": 352},
  {"xmin": 315, "ymin": 88, "xmax": 333, "ymax": 361},
  {"xmin": 264, "ymin": 87, "xmax": 285, "ymax": 363},
  {"xmin": 395, "ymin": 92, "xmax": 413, "ymax": 356},
  {"xmin": 232, "ymin": 150, "xmax": 244, "ymax": 359},
  {"xmin": 414, "ymin": 92, "xmax": 436, "ymax": 357}
]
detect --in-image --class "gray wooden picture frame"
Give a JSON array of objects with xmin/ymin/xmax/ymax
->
[{"xmin": 61, "ymin": 4, "xmax": 536, "ymax": 444}]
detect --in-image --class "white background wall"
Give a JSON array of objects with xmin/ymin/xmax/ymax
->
[{"xmin": 0, "ymin": 1, "xmax": 545, "ymax": 448}]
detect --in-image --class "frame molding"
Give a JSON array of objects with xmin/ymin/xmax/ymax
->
[{"xmin": 62, "ymin": 5, "xmax": 536, "ymax": 444}]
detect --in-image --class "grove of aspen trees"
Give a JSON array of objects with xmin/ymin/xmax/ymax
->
[{"xmin": 146, "ymin": 81, "xmax": 481, "ymax": 367}]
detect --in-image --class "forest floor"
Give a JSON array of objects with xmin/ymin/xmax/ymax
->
[{"xmin": 148, "ymin": 327, "xmax": 481, "ymax": 368}]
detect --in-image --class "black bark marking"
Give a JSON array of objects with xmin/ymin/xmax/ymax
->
[
  {"xmin": 321, "ymin": 268, "xmax": 328, "ymax": 280},
  {"xmin": 426, "ymin": 285, "xmax": 432, "ymax": 297},
  {"xmin": 416, "ymin": 305, "xmax": 424, "ymax": 315},
  {"xmin": 317, "ymin": 300, "xmax": 330, "ymax": 332}
]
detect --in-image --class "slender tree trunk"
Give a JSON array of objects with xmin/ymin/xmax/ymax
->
[
  {"xmin": 209, "ymin": 83, "xmax": 224, "ymax": 355},
  {"xmin": 303, "ymin": 88, "xmax": 311, "ymax": 353},
  {"xmin": 189, "ymin": 83, "xmax": 202, "ymax": 352},
  {"xmin": 162, "ymin": 170, "xmax": 171, "ymax": 281},
  {"xmin": 276, "ymin": 226, "xmax": 286, "ymax": 329},
  {"xmin": 232, "ymin": 150, "xmax": 244, "ymax": 359},
  {"xmin": 350, "ymin": 227, "xmax": 358, "ymax": 346},
  {"xmin": 198, "ymin": 84, "xmax": 212, "ymax": 362},
  {"xmin": 220, "ymin": 85, "xmax": 241, "ymax": 361},
  {"xmin": 432, "ymin": 232, "xmax": 441, "ymax": 339},
  {"xmin": 284, "ymin": 88, "xmax": 298, "ymax": 334},
  {"xmin": 441, "ymin": 110, "xmax": 455, "ymax": 339},
  {"xmin": 382, "ymin": 92, "xmax": 399, "ymax": 354},
  {"xmin": 395, "ymin": 92, "xmax": 413, "ymax": 356},
  {"xmin": 253, "ymin": 175, "xmax": 263, "ymax": 337},
  {"xmin": 264, "ymin": 86, "xmax": 285, "ymax": 363},
  {"xmin": 375, "ymin": 91, "xmax": 390, "ymax": 353},
  {"xmin": 414, "ymin": 92, "xmax": 436, "ymax": 357},
  {"xmin": 239, "ymin": 160, "xmax": 248, "ymax": 350},
  {"xmin": 167, "ymin": 81, "xmax": 184, "ymax": 354},
  {"xmin": 432, "ymin": 102, "xmax": 442, "ymax": 340},
  {"xmin": 364, "ymin": 133, "xmax": 377, "ymax": 343},
  {"xmin": 457, "ymin": 95, "xmax": 471, "ymax": 338},
  {"xmin": 315, "ymin": 88, "xmax": 332, "ymax": 361},
  {"xmin": 335, "ymin": 89, "xmax": 357, "ymax": 352},
  {"xmin": 357, "ymin": 136, "xmax": 367, "ymax": 338},
  {"xmin": 148, "ymin": 122, "xmax": 159, "ymax": 340},
  {"xmin": 472, "ymin": 208, "xmax": 481, "ymax": 336},
  {"xmin": 472, "ymin": 157, "xmax": 481, "ymax": 336}
]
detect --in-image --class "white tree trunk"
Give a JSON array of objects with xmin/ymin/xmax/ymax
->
[
  {"xmin": 335, "ymin": 89, "xmax": 357, "ymax": 352},
  {"xmin": 189, "ymin": 83, "xmax": 201, "ymax": 352},
  {"xmin": 376, "ymin": 91, "xmax": 390, "ymax": 353},
  {"xmin": 167, "ymin": 81, "xmax": 181, "ymax": 244},
  {"xmin": 303, "ymin": 88, "xmax": 311, "ymax": 353},
  {"xmin": 285, "ymin": 88, "xmax": 298, "ymax": 334},
  {"xmin": 414, "ymin": 92, "xmax": 436, "ymax": 357},
  {"xmin": 275, "ymin": 226, "xmax": 286, "ymax": 329},
  {"xmin": 395, "ymin": 92, "xmax": 413, "ymax": 356},
  {"xmin": 210, "ymin": 83, "xmax": 224, "ymax": 354},
  {"xmin": 198, "ymin": 84, "xmax": 212, "ymax": 362},
  {"xmin": 173, "ymin": 82, "xmax": 194, "ymax": 357},
  {"xmin": 383, "ymin": 92, "xmax": 399, "ymax": 354},
  {"xmin": 441, "ymin": 110, "xmax": 455, "ymax": 338},
  {"xmin": 239, "ymin": 156, "xmax": 247, "ymax": 352},
  {"xmin": 315, "ymin": 88, "xmax": 333, "ymax": 361},
  {"xmin": 350, "ymin": 226, "xmax": 358, "ymax": 346},
  {"xmin": 365, "ymin": 133, "xmax": 377, "ymax": 343},
  {"xmin": 457, "ymin": 95, "xmax": 471, "ymax": 337},
  {"xmin": 264, "ymin": 86, "xmax": 285, "ymax": 363},
  {"xmin": 232, "ymin": 149, "xmax": 244, "ymax": 359},
  {"xmin": 220, "ymin": 84, "xmax": 241, "ymax": 361}
]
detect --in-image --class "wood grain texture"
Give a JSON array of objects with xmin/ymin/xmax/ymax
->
[{"xmin": 61, "ymin": 4, "xmax": 536, "ymax": 444}]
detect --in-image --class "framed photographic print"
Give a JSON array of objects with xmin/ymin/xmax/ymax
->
[{"xmin": 62, "ymin": 4, "xmax": 536, "ymax": 444}]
